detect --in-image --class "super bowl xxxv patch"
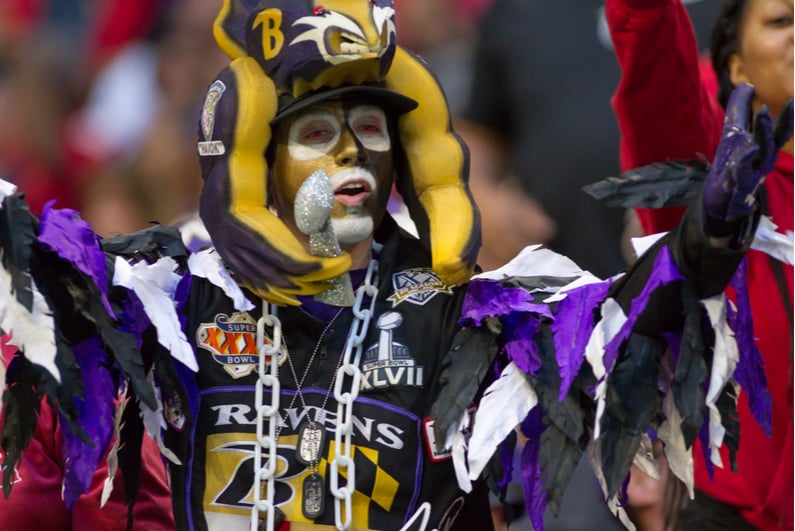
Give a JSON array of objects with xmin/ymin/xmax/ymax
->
[
  {"xmin": 197, "ymin": 311, "xmax": 285, "ymax": 378},
  {"xmin": 387, "ymin": 268, "xmax": 453, "ymax": 307}
]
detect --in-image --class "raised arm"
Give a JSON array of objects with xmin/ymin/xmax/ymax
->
[
  {"xmin": 430, "ymin": 84, "xmax": 792, "ymax": 530},
  {"xmin": 606, "ymin": 0, "xmax": 725, "ymax": 232}
]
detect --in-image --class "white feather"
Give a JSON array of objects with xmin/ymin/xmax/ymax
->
[
  {"xmin": 466, "ymin": 362, "xmax": 537, "ymax": 481},
  {"xmin": 474, "ymin": 244, "xmax": 588, "ymax": 283},
  {"xmin": 140, "ymin": 370, "xmax": 181, "ymax": 465},
  {"xmin": 631, "ymin": 232, "xmax": 667, "ymax": 258},
  {"xmin": 586, "ymin": 440, "xmax": 636, "ymax": 531},
  {"xmin": 701, "ymin": 294, "xmax": 739, "ymax": 465},
  {"xmin": 188, "ymin": 249, "xmax": 254, "ymax": 311},
  {"xmin": 113, "ymin": 256, "xmax": 198, "ymax": 372},
  {"xmin": 658, "ymin": 390, "xmax": 694, "ymax": 499},
  {"xmin": 448, "ymin": 411, "xmax": 472, "ymax": 493},
  {"xmin": 632, "ymin": 433, "xmax": 660, "ymax": 480},
  {"xmin": 0, "ymin": 253, "xmax": 59, "ymax": 382},
  {"xmin": 0, "ymin": 179, "xmax": 17, "ymax": 200},
  {"xmin": 752, "ymin": 215, "xmax": 794, "ymax": 265},
  {"xmin": 585, "ymin": 297, "xmax": 627, "ymax": 439},
  {"xmin": 101, "ymin": 394, "xmax": 128, "ymax": 507},
  {"xmin": 543, "ymin": 274, "xmax": 607, "ymax": 304}
]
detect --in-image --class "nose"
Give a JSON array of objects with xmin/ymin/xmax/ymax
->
[{"xmin": 334, "ymin": 126, "xmax": 364, "ymax": 167}]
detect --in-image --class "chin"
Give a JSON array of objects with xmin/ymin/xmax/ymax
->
[{"xmin": 332, "ymin": 216, "xmax": 374, "ymax": 245}]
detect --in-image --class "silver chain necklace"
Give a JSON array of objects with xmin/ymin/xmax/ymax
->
[
  {"xmin": 284, "ymin": 305, "xmax": 346, "ymax": 520},
  {"xmin": 251, "ymin": 256, "xmax": 380, "ymax": 531}
]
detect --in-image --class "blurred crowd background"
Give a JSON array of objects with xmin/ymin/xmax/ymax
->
[{"xmin": 0, "ymin": 0, "xmax": 726, "ymax": 529}]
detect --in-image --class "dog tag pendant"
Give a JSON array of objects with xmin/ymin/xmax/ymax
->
[
  {"xmin": 302, "ymin": 472, "xmax": 326, "ymax": 519},
  {"xmin": 296, "ymin": 421, "xmax": 325, "ymax": 466}
]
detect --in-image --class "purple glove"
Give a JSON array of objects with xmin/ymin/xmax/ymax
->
[{"xmin": 703, "ymin": 83, "xmax": 793, "ymax": 233}]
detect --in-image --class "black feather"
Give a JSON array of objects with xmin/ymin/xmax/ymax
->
[
  {"xmin": 539, "ymin": 421, "xmax": 582, "ymax": 516},
  {"xmin": 532, "ymin": 328, "xmax": 590, "ymax": 513},
  {"xmin": 673, "ymin": 285, "xmax": 709, "ymax": 447},
  {"xmin": 583, "ymin": 159, "xmax": 709, "ymax": 209},
  {"xmin": 0, "ymin": 194, "xmax": 38, "ymax": 311},
  {"xmin": 101, "ymin": 224, "xmax": 188, "ymax": 266},
  {"xmin": 430, "ymin": 318, "xmax": 501, "ymax": 445},
  {"xmin": 1, "ymin": 357, "xmax": 45, "ymax": 497},
  {"xmin": 600, "ymin": 334, "xmax": 664, "ymax": 497},
  {"xmin": 118, "ymin": 392, "xmax": 145, "ymax": 531},
  {"xmin": 717, "ymin": 383, "xmax": 740, "ymax": 472},
  {"xmin": 532, "ymin": 330, "xmax": 587, "ymax": 443}
]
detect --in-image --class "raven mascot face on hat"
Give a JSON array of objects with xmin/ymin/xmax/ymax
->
[{"xmin": 198, "ymin": 0, "xmax": 481, "ymax": 305}]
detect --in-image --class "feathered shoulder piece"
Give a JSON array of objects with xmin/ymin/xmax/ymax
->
[
  {"xmin": 430, "ymin": 239, "xmax": 769, "ymax": 531},
  {"xmin": 0, "ymin": 180, "xmax": 197, "ymax": 520}
]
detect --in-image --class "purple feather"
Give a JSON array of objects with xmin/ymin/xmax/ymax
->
[
  {"xmin": 661, "ymin": 330, "xmax": 683, "ymax": 366},
  {"xmin": 603, "ymin": 246, "xmax": 685, "ymax": 372},
  {"xmin": 497, "ymin": 438, "xmax": 515, "ymax": 489},
  {"xmin": 727, "ymin": 261, "xmax": 772, "ymax": 436},
  {"xmin": 697, "ymin": 421, "xmax": 714, "ymax": 481},
  {"xmin": 175, "ymin": 272, "xmax": 193, "ymax": 331},
  {"xmin": 460, "ymin": 279, "xmax": 552, "ymax": 327},
  {"xmin": 38, "ymin": 202, "xmax": 114, "ymax": 316},
  {"xmin": 118, "ymin": 291, "xmax": 151, "ymax": 349},
  {"xmin": 519, "ymin": 408, "xmax": 546, "ymax": 531},
  {"xmin": 551, "ymin": 279, "xmax": 612, "ymax": 400},
  {"xmin": 619, "ymin": 473, "xmax": 631, "ymax": 507},
  {"xmin": 504, "ymin": 313, "xmax": 542, "ymax": 375},
  {"xmin": 60, "ymin": 336, "xmax": 116, "ymax": 508}
]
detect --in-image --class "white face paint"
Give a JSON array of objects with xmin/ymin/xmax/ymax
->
[
  {"xmin": 331, "ymin": 216, "xmax": 374, "ymax": 245},
  {"xmin": 288, "ymin": 109, "xmax": 342, "ymax": 161},
  {"xmin": 327, "ymin": 166, "xmax": 379, "ymax": 244},
  {"xmin": 347, "ymin": 105, "xmax": 391, "ymax": 152},
  {"xmin": 286, "ymin": 105, "xmax": 391, "ymax": 161}
]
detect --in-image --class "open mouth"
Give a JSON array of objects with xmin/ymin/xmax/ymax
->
[{"xmin": 334, "ymin": 180, "xmax": 372, "ymax": 207}]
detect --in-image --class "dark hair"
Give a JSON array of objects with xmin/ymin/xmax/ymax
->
[{"xmin": 710, "ymin": 0, "xmax": 749, "ymax": 108}]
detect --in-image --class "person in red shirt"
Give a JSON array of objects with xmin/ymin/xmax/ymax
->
[
  {"xmin": 606, "ymin": 0, "xmax": 793, "ymax": 529},
  {"xmin": 0, "ymin": 336, "xmax": 176, "ymax": 531}
]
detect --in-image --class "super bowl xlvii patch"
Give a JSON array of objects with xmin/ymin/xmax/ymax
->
[
  {"xmin": 198, "ymin": 79, "xmax": 226, "ymax": 157},
  {"xmin": 387, "ymin": 268, "xmax": 453, "ymax": 307},
  {"xmin": 361, "ymin": 311, "xmax": 424, "ymax": 391},
  {"xmin": 197, "ymin": 311, "xmax": 285, "ymax": 378}
]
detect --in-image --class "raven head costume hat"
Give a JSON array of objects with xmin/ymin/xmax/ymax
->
[{"xmin": 197, "ymin": 0, "xmax": 481, "ymax": 305}]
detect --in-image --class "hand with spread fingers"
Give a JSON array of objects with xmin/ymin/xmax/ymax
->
[{"xmin": 703, "ymin": 83, "xmax": 793, "ymax": 237}]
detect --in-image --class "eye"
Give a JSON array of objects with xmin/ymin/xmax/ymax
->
[
  {"xmin": 299, "ymin": 121, "xmax": 335, "ymax": 144},
  {"xmin": 765, "ymin": 4, "xmax": 794, "ymax": 27},
  {"xmin": 355, "ymin": 120, "xmax": 382, "ymax": 135}
]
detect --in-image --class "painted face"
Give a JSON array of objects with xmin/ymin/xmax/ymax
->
[
  {"xmin": 271, "ymin": 100, "xmax": 395, "ymax": 246},
  {"xmin": 730, "ymin": 0, "xmax": 794, "ymax": 117}
]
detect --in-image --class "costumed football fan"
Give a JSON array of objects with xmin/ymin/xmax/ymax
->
[{"xmin": 0, "ymin": 1, "xmax": 791, "ymax": 531}]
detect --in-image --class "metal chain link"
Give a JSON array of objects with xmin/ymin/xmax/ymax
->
[
  {"xmin": 330, "ymin": 257, "xmax": 379, "ymax": 530},
  {"xmin": 251, "ymin": 256, "xmax": 379, "ymax": 531},
  {"xmin": 251, "ymin": 302, "xmax": 282, "ymax": 531}
]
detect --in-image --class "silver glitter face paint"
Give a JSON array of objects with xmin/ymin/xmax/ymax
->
[
  {"xmin": 295, "ymin": 169, "xmax": 334, "ymax": 234},
  {"xmin": 294, "ymin": 169, "xmax": 355, "ymax": 306}
]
